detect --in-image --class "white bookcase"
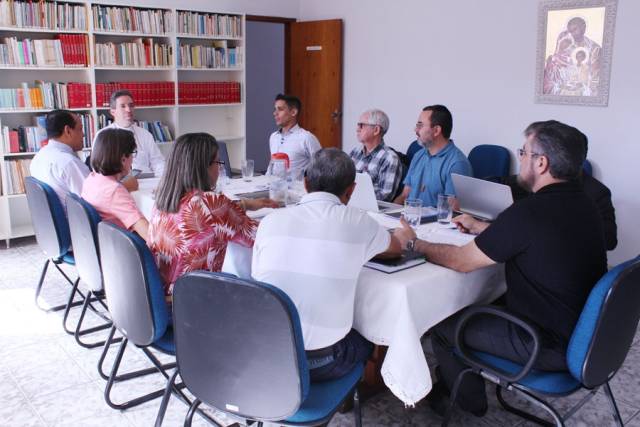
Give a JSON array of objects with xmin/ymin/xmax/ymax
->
[{"xmin": 0, "ymin": 1, "xmax": 246, "ymax": 247}]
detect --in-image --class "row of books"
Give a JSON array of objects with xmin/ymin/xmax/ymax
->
[
  {"xmin": 97, "ymin": 115, "xmax": 173, "ymax": 143},
  {"xmin": 177, "ymin": 11, "xmax": 242, "ymax": 38},
  {"xmin": 177, "ymin": 42, "xmax": 242, "ymax": 69},
  {"xmin": 95, "ymin": 39, "xmax": 173, "ymax": 67},
  {"xmin": 178, "ymin": 82, "xmax": 241, "ymax": 105},
  {"xmin": 0, "ymin": 82, "xmax": 91, "ymax": 110},
  {"xmin": 0, "ymin": 0, "xmax": 87, "ymax": 31},
  {"xmin": 2, "ymin": 158, "xmax": 31, "ymax": 195},
  {"xmin": 0, "ymin": 113, "xmax": 94, "ymax": 155},
  {"xmin": 95, "ymin": 82, "xmax": 175, "ymax": 107},
  {"xmin": 92, "ymin": 5, "xmax": 172, "ymax": 34},
  {"xmin": 0, "ymin": 34, "xmax": 89, "ymax": 67}
]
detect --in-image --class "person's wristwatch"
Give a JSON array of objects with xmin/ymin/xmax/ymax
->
[{"xmin": 406, "ymin": 237, "xmax": 418, "ymax": 252}]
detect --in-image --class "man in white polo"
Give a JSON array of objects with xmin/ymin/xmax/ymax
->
[
  {"xmin": 252, "ymin": 148, "xmax": 408, "ymax": 381},
  {"xmin": 268, "ymin": 93, "xmax": 321, "ymax": 177},
  {"xmin": 95, "ymin": 89, "xmax": 165, "ymax": 178}
]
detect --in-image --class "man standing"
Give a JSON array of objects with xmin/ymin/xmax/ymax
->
[
  {"xmin": 30, "ymin": 109, "xmax": 89, "ymax": 210},
  {"xmin": 252, "ymin": 148, "xmax": 403, "ymax": 381},
  {"xmin": 349, "ymin": 109, "xmax": 403, "ymax": 201},
  {"xmin": 396, "ymin": 120, "xmax": 607, "ymax": 416},
  {"xmin": 96, "ymin": 90, "xmax": 165, "ymax": 177},
  {"xmin": 394, "ymin": 105, "xmax": 472, "ymax": 206},
  {"xmin": 269, "ymin": 93, "xmax": 321, "ymax": 177}
]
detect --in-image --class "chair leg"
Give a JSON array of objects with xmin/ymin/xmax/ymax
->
[
  {"xmin": 496, "ymin": 385, "xmax": 556, "ymax": 427},
  {"xmin": 604, "ymin": 382, "xmax": 624, "ymax": 427},
  {"xmin": 184, "ymin": 399, "xmax": 202, "ymax": 427},
  {"xmin": 98, "ymin": 326, "xmax": 160, "ymax": 382},
  {"xmin": 441, "ymin": 367, "xmax": 475, "ymax": 427},
  {"xmin": 155, "ymin": 370, "xmax": 179, "ymax": 427},
  {"xmin": 353, "ymin": 388, "xmax": 363, "ymax": 427},
  {"xmin": 35, "ymin": 258, "xmax": 84, "ymax": 313},
  {"xmin": 34, "ymin": 259, "xmax": 50, "ymax": 310},
  {"xmin": 62, "ymin": 278, "xmax": 81, "ymax": 334},
  {"xmin": 74, "ymin": 290, "xmax": 114, "ymax": 349}
]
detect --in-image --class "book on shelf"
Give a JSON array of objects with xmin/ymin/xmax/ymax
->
[
  {"xmin": 95, "ymin": 39, "xmax": 173, "ymax": 67},
  {"xmin": 0, "ymin": 81, "xmax": 91, "ymax": 110},
  {"xmin": 97, "ymin": 114, "xmax": 173, "ymax": 143},
  {"xmin": 0, "ymin": 0, "xmax": 87, "ymax": 31},
  {"xmin": 178, "ymin": 41, "xmax": 242, "ymax": 69},
  {"xmin": 0, "ymin": 34, "xmax": 88, "ymax": 67},
  {"xmin": 178, "ymin": 81, "xmax": 241, "ymax": 104},
  {"xmin": 1, "ymin": 113, "xmax": 93, "ymax": 154},
  {"xmin": 2, "ymin": 157, "xmax": 32, "ymax": 195},
  {"xmin": 95, "ymin": 81, "xmax": 175, "ymax": 107},
  {"xmin": 92, "ymin": 5, "xmax": 172, "ymax": 34},
  {"xmin": 177, "ymin": 11, "xmax": 242, "ymax": 38}
]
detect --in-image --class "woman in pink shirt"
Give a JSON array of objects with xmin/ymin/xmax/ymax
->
[
  {"xmin": 82, "ymin": 128, "xmax": 149, "ymax": 241},
  {"xmin": 148, "ymin": 133, "xmax": 277, "ymax": 299}
]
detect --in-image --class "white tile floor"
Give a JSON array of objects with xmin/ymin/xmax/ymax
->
[{"xmin": 2, "ymin": 236, "xmax": 639, "ymax": 427}]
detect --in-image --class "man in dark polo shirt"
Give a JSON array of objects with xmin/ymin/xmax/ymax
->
[{"xmin": 394, "ymin": 120, "xmax": 607, "ymax": 416}]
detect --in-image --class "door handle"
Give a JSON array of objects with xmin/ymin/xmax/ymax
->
[{"xmin": 331, "ymin": 109, "xmax": 342, "ymax": 122}]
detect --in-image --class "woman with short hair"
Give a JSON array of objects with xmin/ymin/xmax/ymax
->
[
  {"xmin": 82, "ymin": 128, "xmax": 149, "ymax": 240},
  {"xmin": 149, "ymin": 132, "xmax": 277, "ymax": 300}
]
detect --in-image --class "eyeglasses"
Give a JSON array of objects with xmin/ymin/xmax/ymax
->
[
  {"xmin": 517, "ymin": 148, "xmax": 543, "ymax": 158},
  {"xmin": 357, "ymin": 122, "xmax": 376, "ymax": 129},
  {"xmin": 210, "ymin": 159, "xmax": 225, "ymax": 166},
  {"xmin": 130, "ymin": 150, "xmax": 138, "ymax": 157}
]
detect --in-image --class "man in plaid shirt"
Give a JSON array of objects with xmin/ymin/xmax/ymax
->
[{"xmin": 349, "ymin": 109, "xmax": 403, "ymax": 201}]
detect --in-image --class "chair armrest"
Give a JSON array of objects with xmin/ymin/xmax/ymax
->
[{"xmin": 453, "ymin": 305, "xmax": 541, "ymax": 385}]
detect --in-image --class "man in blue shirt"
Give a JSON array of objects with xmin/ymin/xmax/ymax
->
[{"xmin": 394, "ymin": 105, "xmax": 472, "ymax": 207}]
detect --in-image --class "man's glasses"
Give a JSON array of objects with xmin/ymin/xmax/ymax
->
[
  {"xmin": 357, "ymin": 122, "xmax": 376, "ymax": 129},
  {"xmin": 517, "ymin": 148, "xmax": 543, "ymax": 158}
]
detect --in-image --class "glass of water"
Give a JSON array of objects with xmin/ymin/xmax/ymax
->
[
  {"xmin": 437, "ymin": 194, "xmax": 453, "ymax": 224},
  {"xmin": 269, "ymin": 179, "xmax": 288, "ymax": 206},
  {"xmin": 241, "ymin": 159, "xmax": 254, "ymax": 182},
  {"xmin": 403, "ymin": 198, "xmax": 422, "ymax": 229}
]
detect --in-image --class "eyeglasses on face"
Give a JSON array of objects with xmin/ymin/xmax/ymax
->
[
  {"xmin": 517, "ymin": 148, "xmax": 543, "ymax": 158},
  {"xmin": 210, "ymin": 159, "xmax": 225, "ymax": 166},
  {"xmin": 130, "ymin": 150, "xmax": 138, "ymax": 157},
  {"xmin": 356, "ymin": 122, "xmax": 377, "ymax": 129}
]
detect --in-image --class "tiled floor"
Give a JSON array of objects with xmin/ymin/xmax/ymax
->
[{"xmin": 1, "ymin": 236, "xmax": 639, "ymax": 426}]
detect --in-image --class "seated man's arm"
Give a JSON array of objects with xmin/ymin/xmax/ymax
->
[
  {"xmin": 394, "ymin": 185, "xmax": 410, "ymax": 205},
  {"xmin": 375, "ymin": 154, "xmax": 402, "ymax": 202}
]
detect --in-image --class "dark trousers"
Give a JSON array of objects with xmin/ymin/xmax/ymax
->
[
  {"xmin": 431, "ymin": 308, "xmax": 567, "ymax": 413},
  {"xmin": 306, "ymin": 329, "xmax": 373, "ymax": 382}
]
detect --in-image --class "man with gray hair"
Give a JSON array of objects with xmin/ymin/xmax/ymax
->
[
  {"xmin": 349, "ymin": 108, "xmax": 403, "ymax": 201},
  {"xmin": 94, "ymin": 90, "xmax": 165, "ymax": 178},
  {"xmin": 252, "ymin": 148, "xmax": 407, "ymax": 381}
]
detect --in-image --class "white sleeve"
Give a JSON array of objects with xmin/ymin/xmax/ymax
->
[
  {"xmin": 305, "ymin": 132, "xmax": 322, "ymax": 157},
  {"xmin": 147, "ymin": 139, "xmax": 165, "ymax": 177},
  {"xmin": 137, "ymin": 128, "xmax": 165, "ymax": 176},
  {"xmin": 61, "ymin": 158, "xmax": 90, "ymax": 196},
  {"xmin": 268, "ymin": 131, "xmax": 278, "ymax": 155},
  {"xmin": 361, "ymin": 214, "xmax": 392, "ymax": 261}
]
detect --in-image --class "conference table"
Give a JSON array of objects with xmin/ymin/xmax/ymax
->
[{"xmin": 132, "ymin": 177, "xmax": 506, "ymax": 406}]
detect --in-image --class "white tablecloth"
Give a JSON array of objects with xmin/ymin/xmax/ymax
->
[{"xmin": 132, "ymin": 178, "xmax": 506, "ymax": 406}]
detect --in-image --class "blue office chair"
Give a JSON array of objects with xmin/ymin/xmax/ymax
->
[
  {"xmin": 468, "ymin": 144, "xmax": 511, "ymax": 180},
  {"xmin": 154, "ymin": 271, "xmax": 364, "ymax": 427},
  {"xmin": 217, "ymin": 140, "xmax": 233, "ymax": 178},
  {"xmin": 444, "ymin": 256, "xmax": 640, "ymax": 426},
  {"xmin": 583, "ymin": 159, "xmax": 593, "ymax": 177},
  {"xmin": 406, "ymin": 140, "xmax": 422, "ymax": 165},
  {"xmin": 24, "ymin": 177, "xmax": 85, "ymax": 330},
  {"xmin": 65, "ymin": 194, "xmax": 115, "ymax": 349},
  {"xmin": 97, "ymin": 222, "xmax": 218, "ymax": 420}
]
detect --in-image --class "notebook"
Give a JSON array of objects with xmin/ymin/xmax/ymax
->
[
  {"xmin": 451, "ymin": 173, "xmax": 513, "ymax": 221},
  {"xmin": 348, "ymin": 173, "xmax": 402, "ymax": 212},
  {"xmin": 364, "ymin": 251, "xmax": 427, "ymax": 273}
]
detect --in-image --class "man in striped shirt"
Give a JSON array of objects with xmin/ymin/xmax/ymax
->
[{"xmin": 349, "ymin": 109, "xmax": 403, "ymax": 201}]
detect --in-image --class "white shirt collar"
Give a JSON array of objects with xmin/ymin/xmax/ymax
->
[
  {"xmin": 46, "ymin": 139, "xmax": 75, "ymax": 154},
  {"xmin": 299, "ymin": 191, "xmax": 342, "ymax": 206}
]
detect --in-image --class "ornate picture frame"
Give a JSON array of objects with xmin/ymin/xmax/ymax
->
[{"xmin": 535, "ymin": 0, "xmax": 618, "ymax": 106}]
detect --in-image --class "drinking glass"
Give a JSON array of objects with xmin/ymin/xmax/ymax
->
[
  {"xmin": 216, "ymin": 166, "xmax": 229, "ymax": 194},
  {"xmin": 269, "ymin": 179, "xmax": 288, "ymax": 206},
  {"xmin": 241, "ymin": 159, "xmax": 254, "ymax": 182},
  {"xmin": 437, "ymin": 194, "xmax": 453, "ymax": 224},
  {"xmin": 266, "ymin": 159, "xmax": 287, "ymax": 181},
  {"xmin": 403, "ymin": 198, "xmax": 422, "ymax": 229}
]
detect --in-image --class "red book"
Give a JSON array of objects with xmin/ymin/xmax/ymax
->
[
  {"xmin": 9, "ymin": 131, "xmax": 19, "ymax": 153},
  {"xmin": 82, "ymin": 35, "xmax": 89, "ymax": 66}
]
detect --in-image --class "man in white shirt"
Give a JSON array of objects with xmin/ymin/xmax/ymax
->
[
  {"xmin": 30, "ymin": 109, "xmax": 89, "ymax": 210},
  {"xmin": 96, "ymin": 90, "xmax": 165, "ymax": 177},
  {"xmin": 268, "ymin": 93, "xmax": 321, "ymax": 178},
  {"xmin": 252, "ymin": 148, "xmax": 408, "ymax": 381}
]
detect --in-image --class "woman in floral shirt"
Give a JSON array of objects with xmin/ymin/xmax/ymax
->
[{"xmin": 148, "ymin": 133, "xmax": 277, "ymax": 299}]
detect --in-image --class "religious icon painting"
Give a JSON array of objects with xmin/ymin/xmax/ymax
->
[{"xmin": 535, "ymin": 0, "xmax": 618, "ymax": 106}]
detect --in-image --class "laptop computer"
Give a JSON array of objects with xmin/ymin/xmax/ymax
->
[
  {"xmin": 348, "ymin": 173, "xmax": 402, "ymax": 212},
  {"xmin": 451, "ymin": 173, "xmax": 513, "ymax": 221}
]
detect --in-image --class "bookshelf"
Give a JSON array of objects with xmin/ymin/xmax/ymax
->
[{"xmin": 0, "ymin": 1, "xmax": 246, "ymax": 247}]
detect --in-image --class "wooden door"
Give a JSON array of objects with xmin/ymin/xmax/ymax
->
[{"xmin": 286, "ymin": 19, "xmax": 343, "ymax": 149}]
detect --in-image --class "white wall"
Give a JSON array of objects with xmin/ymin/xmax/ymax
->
[{"xmin": 299, "ymin": 0, "xmax": 640, "ymax": 264}]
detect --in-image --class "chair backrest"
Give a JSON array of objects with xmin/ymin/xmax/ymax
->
[
  {"xmin": 97, "ymin": 222, "xmax": 169, "ymax": 346},
  {"xmin": 567, "ymin": 256, "xmax": 640, "ymax": 388},
  {"xmin": 468, "ymin": 144, "xmax": 511, "ymax": 179},
  {"xmin": 583, "ymin": 159, "xmax": 593, "ymax": 177},
  {"xmin": 217, "ymin": 141, "xmax": 233, "ymax": 178},
  {"xmin": 172, "ymin": 271, "xmax": 309, "ymax": 421},
  {"xmin": 66, "ymin": 193, "xmax": 103, "ymax": 292},
  {"xmin": 24, "ymin": 176, "xmax": 71, "ymax": 259},
  {"xmin": 405, "ymin": 140, "xmax": 422, "ymax": 165},
  {"xmin": 271, "ymin": 152, "xmax": 291, "ymax": 170}
]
